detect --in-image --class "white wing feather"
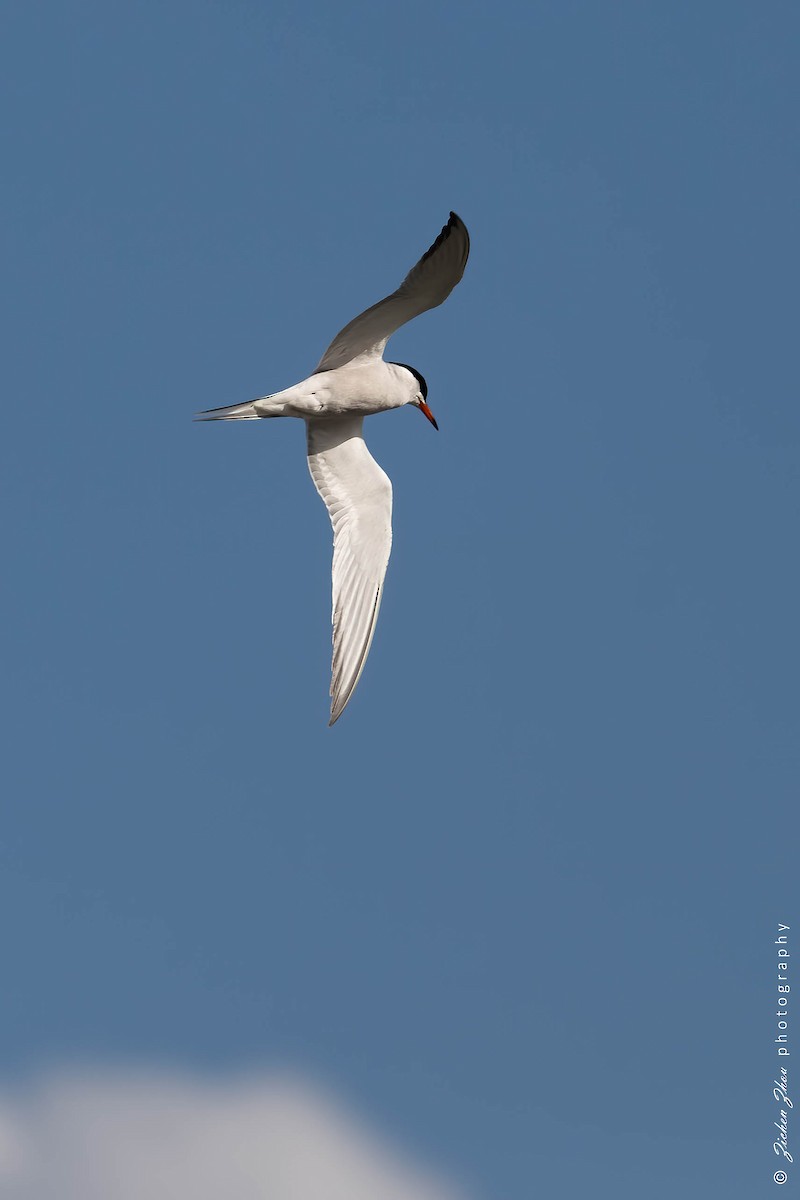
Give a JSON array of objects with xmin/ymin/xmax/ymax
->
[
  {"xmin": 315, "ymin": 212, "xmax": 470, "ymax": 372},
  {"xmin": 306, "ymin": 415, "xmax": 393, "ymax": 724}
]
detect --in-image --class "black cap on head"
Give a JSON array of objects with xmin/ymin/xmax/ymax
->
[{"xmin": 391, "ymin": 362, "xmax": 428, "ymax": 400}]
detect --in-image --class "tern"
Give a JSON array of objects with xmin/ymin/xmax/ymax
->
[{"xmin": 197, "ymin": 211, "xmax": 470, "ymax": 724}]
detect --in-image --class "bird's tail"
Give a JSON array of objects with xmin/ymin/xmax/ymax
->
[{"xmin": 194, "ymin": 400, "xmax": 261, "ymax": 421}]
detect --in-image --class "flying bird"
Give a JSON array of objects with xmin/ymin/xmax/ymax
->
[{"xmin": 197, "ymin": 212, "xmax": 470, "ymax": 724}]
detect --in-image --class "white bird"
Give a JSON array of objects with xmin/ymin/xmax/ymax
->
[{"xmin": 198, "ymin": 212, "xmax": 470, "ymax": 724}]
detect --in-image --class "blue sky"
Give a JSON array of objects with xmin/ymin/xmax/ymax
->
[{"xmin": 1, "ymin": 2, "xmax": 798, "ymax": 1196}]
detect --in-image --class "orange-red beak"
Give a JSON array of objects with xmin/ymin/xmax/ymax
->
[{"xmin": 418, "ymin": 400, "xmax": 439, "ymax": 430}]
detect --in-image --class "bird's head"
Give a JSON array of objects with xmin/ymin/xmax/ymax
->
[{"xmin": 393, "ymin": 362, "xmax": 438, "ymax": 430}]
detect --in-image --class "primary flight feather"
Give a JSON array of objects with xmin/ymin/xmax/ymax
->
[{"xmin": 197, "ymin": 211, "xmax": 470, "ymax": 723}]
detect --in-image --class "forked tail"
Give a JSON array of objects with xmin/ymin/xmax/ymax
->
[{"xmin": 194, "ymin": 400, "xmax": 261, "ymax": 421}]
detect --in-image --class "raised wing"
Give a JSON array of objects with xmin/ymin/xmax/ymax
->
[
  {"xmin": 315, "ymin": 212, "xmax": 470, "ymax": 372},
  {"xmin": 306, "ymin": 415, "xmax": 393, "ymax": 724}
]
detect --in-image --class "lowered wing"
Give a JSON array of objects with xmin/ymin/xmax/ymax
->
[{"xmin": 306, "ymin": 415, "xmax": 393, "ymax": 724}]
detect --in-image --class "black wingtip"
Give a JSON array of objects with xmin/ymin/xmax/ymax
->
[
  {"xmin": 418, "ymin": 210, "xmax": 469, "ymax": 269},
  {"xmin": 448, "ymin": 212, "xmax": 469, "ymax": 255}
]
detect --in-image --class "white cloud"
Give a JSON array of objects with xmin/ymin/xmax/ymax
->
[{"xmin": 0, "ymin": 1069, "xmax": 469, "ymax": 1200}]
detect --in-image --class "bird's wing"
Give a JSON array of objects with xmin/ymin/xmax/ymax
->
[
  {"xmin": 306, "ymin": 415, "xmax": 393, "ymax": 724},
  {"xmin": 315, "ymin": 212, "xmax": 470, "ymax": 372}
]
